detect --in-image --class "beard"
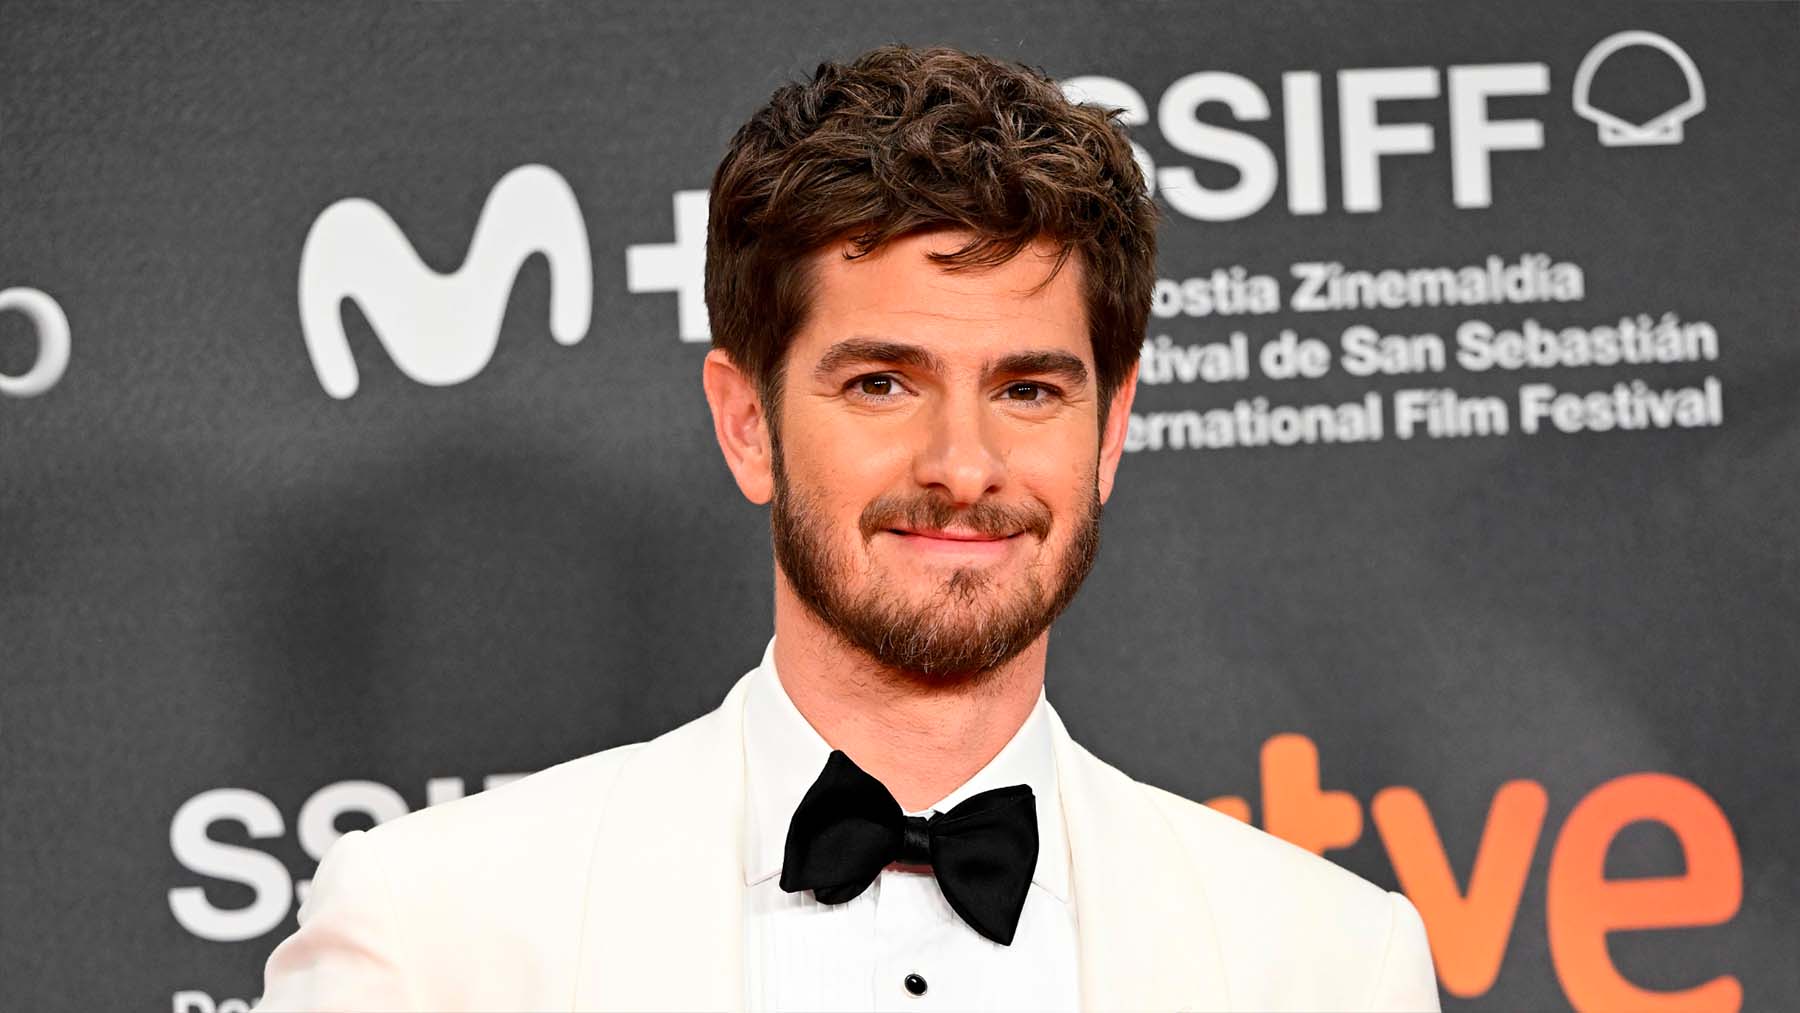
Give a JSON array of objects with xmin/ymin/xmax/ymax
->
[{"xmin": 769, "ymin": 441, "xmax": 1102, "ymax": 682}]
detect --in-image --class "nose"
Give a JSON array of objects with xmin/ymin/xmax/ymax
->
[{"xmin": 911, "ymin": 391, "xmax": 1005, "ymax": 505}]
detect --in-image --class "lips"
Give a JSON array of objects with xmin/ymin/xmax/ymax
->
[
  {"xmin": 858, "ymin": 492, "xmax": 1054, "ymax": 545},
  {"xmin": 889, "ymin": 527, "xmax": 1016, "ymax": 542}
]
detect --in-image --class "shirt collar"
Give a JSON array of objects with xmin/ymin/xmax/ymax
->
[{"xmin": 741, "ymin": 636, "xmax": 1071, "ymax": 903}]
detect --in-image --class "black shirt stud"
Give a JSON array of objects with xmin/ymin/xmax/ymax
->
[{"xmin": 903, "ymin": 972, "xmax": 928, "ymax": 996}]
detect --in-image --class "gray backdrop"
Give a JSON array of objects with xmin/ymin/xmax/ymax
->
[{"xmin": 2, "ymin": 1, "xmax": 1795, "ymax": 1010}]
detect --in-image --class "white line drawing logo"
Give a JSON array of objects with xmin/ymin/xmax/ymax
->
[
  {"xmin": 1573, "ymin": 31, "xmax": 1706, "ymax": 146},
  {"xmin": 298, "ymin": 164, "xmax": 592, "ymax": 399},
  {"xmin": 626, "ymin": 189, "xmax": 711, "ymax": 342},
  {"xmin": 0, "ymin": 286, "xmax": 70, "ymax": 398}
]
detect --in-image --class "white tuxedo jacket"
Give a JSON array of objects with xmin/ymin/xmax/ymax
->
[{"xmin": 256, "ymin": 669, "xmax": 1440, "ymax": 1012}]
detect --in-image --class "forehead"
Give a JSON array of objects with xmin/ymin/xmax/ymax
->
[{"xmin": 792, "ymin": 229, "xmax": 1090, "ymax": 365}]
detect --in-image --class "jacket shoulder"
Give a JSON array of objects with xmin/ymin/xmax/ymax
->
[
  {"xmin": 359, "ymin": 736, "xmax": 648, "ymax": 861},
  {"xmin": 258, "ymin": 739, "xmax": 652, "ymax": 1011},
  {"xmin": 257, "ymin": 687, "xmax": 750, "ymax": 1012},
  {"xmin": 1140, "ymin": 781, "xmax": 1392, "ymax": 911},
  {"xmin": 336, "ymin": 680, "xmax": 749, "ymax": 910},
  {"xmin": 1138, "ymin": 783, "xmax": 1440, "ymax": 1011}
]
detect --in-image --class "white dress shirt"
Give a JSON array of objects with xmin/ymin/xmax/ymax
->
[{"xmin": 740, "ymin": 639, "xmax": 1082, "ymax": 1011}]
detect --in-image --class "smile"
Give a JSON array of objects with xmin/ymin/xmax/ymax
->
[{"xmin": 884, "ymin": 528, "xmax": 1022, "ymax": 560}]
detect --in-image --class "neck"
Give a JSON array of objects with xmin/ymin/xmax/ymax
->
[{"xmin": 770, "ymin": 573, "xmax": 1048, "ymax": 812}]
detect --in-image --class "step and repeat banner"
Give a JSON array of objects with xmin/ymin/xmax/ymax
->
[{"xmin": 2, "ymin": 1, "xmax": 1795, "ymax": 1010}]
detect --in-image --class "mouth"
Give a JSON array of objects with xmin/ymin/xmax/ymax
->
[
  {"xmin": 883, "ymin": 527, "xmax": 1022, "ymax": 559},
  {"xmin": 889, "ymin": 526, "xmax": 1017, "ymax": 542}
]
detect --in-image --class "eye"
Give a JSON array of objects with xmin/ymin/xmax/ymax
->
[
  {"xmin": 1002, "ymin": 381, "xmax": 1057, "ymax": 403},
  {"xmin": 845, "ymin": 373, "xmax": 906, "ymax": 401}
]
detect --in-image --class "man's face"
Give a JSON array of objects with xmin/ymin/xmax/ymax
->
[{"xmin": 761, "ymin": 229, "xmax": 1134, "ymax": 680}]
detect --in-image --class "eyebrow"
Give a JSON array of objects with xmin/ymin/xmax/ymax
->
[
  {"xmin": 811, "ymin": 338, "xmax": 1091, "ymax": 389},
  {"xmin": 812, "ymin": 339, "xmax": 943, "ymax": 381},
  {"xmin": 986, "ymin": 350, "xmax": 1090, "ymax": 387}
]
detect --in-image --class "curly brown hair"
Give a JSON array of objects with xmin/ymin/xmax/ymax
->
[{"xmin": 704, "ymin": 44, "xmax": 1158, "ymax": 423}]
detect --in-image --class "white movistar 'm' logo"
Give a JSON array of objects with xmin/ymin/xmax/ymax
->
[{"xmin": 298, "ymin": 164, "xmax": 592, "ymax": 399}]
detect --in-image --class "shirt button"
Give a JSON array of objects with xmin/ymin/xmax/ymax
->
[{"xmin": 903, "ymin": 972, "xmax": 928, "ymax": 996}]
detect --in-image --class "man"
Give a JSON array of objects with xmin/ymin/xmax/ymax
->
[{"xmin": 256, "ymin": 45, "xmax": 1440, "ymax": 1012}]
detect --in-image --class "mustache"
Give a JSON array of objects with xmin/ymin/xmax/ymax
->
[{"xmin": 859, "ymin": 491, "xmax": 1054, "ymax": 542}]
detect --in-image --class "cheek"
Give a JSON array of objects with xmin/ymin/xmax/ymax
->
[
  {"xmin": 1010, "ymin": 433, "xmax": 1101, "ymax": 507},
  {"xmin": 784, "ymin": 394, "xmax": 910, "ymax": 473},
  {"xmin": 784, "ymin": 429, "xmax": 911, "ymax": 533}
]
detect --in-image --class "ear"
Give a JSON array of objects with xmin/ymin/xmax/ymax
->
[
  {"xmin": 702, "ymin": 348, "xmax": 774, "ymax": 505},
  {"xmin": 1096, "ymin": 361, "xmax": 1139, "ymax": 505}
]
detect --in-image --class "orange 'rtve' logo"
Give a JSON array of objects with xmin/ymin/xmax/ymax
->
[{"xmin": 1205, "ymin": 734, "xmax": 1742, "ymax": 1012}]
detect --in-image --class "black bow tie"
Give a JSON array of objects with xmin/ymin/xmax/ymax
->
[{"xmin": 779, "ymin": 749, "xmax": 1039, "ymax": 946}]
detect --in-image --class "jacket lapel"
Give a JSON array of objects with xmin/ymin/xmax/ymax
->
[
  {"xmin": 572, "ymin": 673, "xmax": 754, "ymax": 1011},
  {"xmin": 1050, "ymin": 706, "xmax": 1233, "ymax": 1011},
  {"xmin": 570, "ymin": 674, "xmax": 1233, "ymax": 1011}
]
